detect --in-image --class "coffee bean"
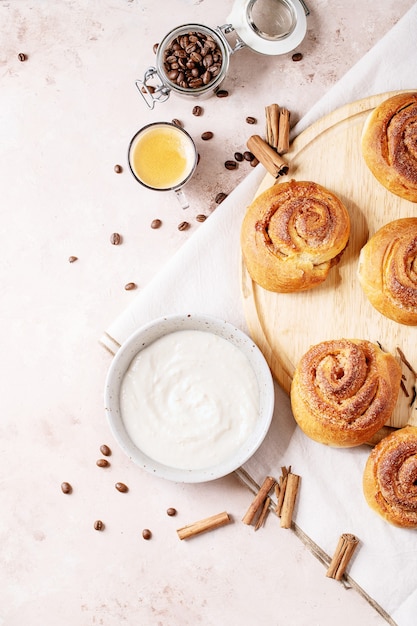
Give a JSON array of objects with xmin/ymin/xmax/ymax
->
[
  {"xmin": 115, "ymin": 482, "xmax": 128, "ymax": 493},
  {"xmin": 246, "ymin": 116, "xmax": 256, "ymax": 124},
  {"xmin": 61, "ymin": 482, "xmax": 72, "ymax": 494},
  {"xmin": 234, "ymin": 152, "xmax": 244, "ymax": 162},
  {"xmin": 151, "ymin": 219, "xmax": 162, "ymax": 229},
  {"xmin": 166, "ymin": 507, "xmax": 177, "ymax": 516},
  {"xmin": 68, "ymin": 256, "xmax": 78, "ymax": 263},
  {"xmin": 250, "ymin": 157, "xmax": 259, "ymax": 168},
  {"xmin": 142, "ymin": 528, "xmax": 152, "ymax": 540},
  {"xmin": 100, "ymin": 444, "xmax": 111, "ymax": 456},
  {"xmin": 178, "ymin": 221, "xmax": 190, "ymax": 231},
  {"xmin": 172, "ymin": 118, "xmax": 183, "ymax": 127},
  {"xmin": 162, "ymin": 31, "xmax": 223, "ymax": 90},
  {"xmin": 192, "ymin": 105, "xmax": 203, "ymax": 116},
  {"xmin": 216, "ymin": 89, "xmax": 229, "ymax": 98},
  {"xmin": 114, "ymin": 164, "xmax": 122, "ymax": 173},
  {"xmin": 292, "ymin": 52, "xmax": 303, "ymax": 62},
  {"xmin": 124, "ymin": 282, "xmax": 137, "ymax": 291},
  {"xmin": 225, "ymin": 160, "xmax": 237, "ymax": 170},
  {"xmin": 18, "ymin": 52, "xmax": 27, "ymax": 62},
  {"xmin": 96, "ymin": 458, "xmax": 110, "ymax": 468},
  {"xmin": 94, "ymin": 520, "xmax": 104, "ymax": 531},
  {"xmin": 196, "ymin": 214, "xmax": 207, "ymax": 222},
  {"xmin": 153, "ymin": 42, "xmax": 159, "ymax": 54},
  {"xmin": 215, "ymin": 192, "xmax": 228, "ymax": 204},
  {"xmin": 243, "ymin": 151, "xmax": 255, "ymax": 161},
  {"xmin": 201, "ymin": 131, "xmax": 213, "ymax": 141},
  {"xmin": 110, "ymin": 232, "xmax": 121, "ymax": 245}
]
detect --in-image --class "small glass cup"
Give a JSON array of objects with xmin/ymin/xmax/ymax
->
[{"xmin": 128, "ymin": 122, "xmax": 198, "ymax": 209}]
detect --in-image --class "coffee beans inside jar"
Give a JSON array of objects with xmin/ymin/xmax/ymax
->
[{"xmin": 162, "ymin": 31, "xmax": 223, "ymax": 90}]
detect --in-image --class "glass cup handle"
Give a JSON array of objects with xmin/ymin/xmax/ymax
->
[{"xmin": 174, "ymin": 188, "xmax": 190, "ymax": 210}]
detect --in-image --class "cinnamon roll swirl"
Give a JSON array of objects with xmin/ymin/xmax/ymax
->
[
  {"xmin": 290, "ymin": 339, "xmax": 402, "ymax": 447},
  {"xmin": 363, "ymin": 426, "xmax": 417, "ymax": 528},
  {"xmin": 240, "ymin": 180, "xmax": 350, "ymax": 292},
  {"xmin": 361, "ymin": 92, "xmax": 417, "ymax": 202},
  {"xmin": 358, "ymin": 218, "xmax": 417, "ymax": 325}
]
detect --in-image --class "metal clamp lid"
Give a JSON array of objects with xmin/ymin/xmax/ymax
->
[{"xmin": 226, "ymin": 0, "xmax": 309, "ymax": 56}]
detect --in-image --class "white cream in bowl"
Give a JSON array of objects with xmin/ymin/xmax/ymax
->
[
  {"xmin": 120, "ymin": 329, "xmax": 259, "ymax": 470},
  {"xmin": 104, "ymin": 314, "xmax": 274, "ymax": 483}
]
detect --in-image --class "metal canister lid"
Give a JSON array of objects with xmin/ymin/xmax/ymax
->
[{"xmin": 226, "ymin": 0, "xmax": 308, "ymax": 55}]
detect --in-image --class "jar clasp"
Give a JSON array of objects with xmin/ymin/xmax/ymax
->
[{"xmin": 135, "ymin": 67, "xmax": 170, "ymax": 110}]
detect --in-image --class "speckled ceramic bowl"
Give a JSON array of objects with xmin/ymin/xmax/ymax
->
[{"xmin": 104, "ymin": 313, "xmax": 275, "ymax": 483}]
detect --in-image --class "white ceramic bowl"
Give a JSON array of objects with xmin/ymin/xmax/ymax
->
[{"xmin": 104, "ymin": 314, "xmax": 274, "ymax": 483}]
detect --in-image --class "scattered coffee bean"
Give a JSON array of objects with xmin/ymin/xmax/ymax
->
[
  {"xmin": 246, "ymin": 116, "xmax": 256, "ymax": 124},
  {"xmin": 243, "ymin": 151, "xmax": 255, "ymax": 161},
  {"xmin": 141, "ymin": 85, "xmax": 155, "ymax": 94},
  {"xmin": 192, "ymin": 105, "xmax": 203, "ymax": 116},
  {"xmin": 215, "ymin": 192, "xmax": 228, "ymax": 204},
  {"xmin": 96, "ymin": 458, "xmax": 110, "ymax": 468},
  {"xmin": 110, "ymin": 232, "xmax": 122, "ymax": 245},
  {"xmin": 153, "ymin": 42, "xmax": 159, "ymax": 54},
  {"xmin": 61, "ymin": 482, "xmax": 72, "ymax": 494},
  {"xmin": 166, "ymin": 507, "xmax": 177, "ymax": 516},
  {"xmin": 18, "ymin": 52, "xmax": 27, "ymax": 62},
  {"xmin": 178, "ymin": 221, "xmax": 190, "ymax": 231},
  {"xmin": 225, "ymin": 160, "xmax": 237, "ymax": 170},
  {"xmin": 216, "ymin": 89, "xmax": 229, "ymax": 98},
  {"xmin": 68, "ymin": 256, "xmax": 78, "ymax": 263},
  {"xmin": 151, "ymin": 218, "xmax": 162, "ymax": 229},
  {"xmin": 172, "ymin": 118, "xmax": 183, "ymax": 127},
  {"xmin": 196, "ymin": 214, "xmax": 207, "ymax": 222},
  {"xmin": 124, "ymin": 282, "xmax": 137, "ymax": 291},
  {"xmin": 142, "ymin": 528, "xmax": 152, "ymax": 540},
  {"xmin": 250, "ymin": 157, "xmax": 260, "ymax": 168},
  {"xmin": 115, "ymin": 482, "xmax": 128, "ymax": 493},
  {"xmin": 292, "ymin": 52, "xmax": 303, "ymax": 62},
  {"xmin": 162, "ymin": 31, "xmax": 223, "ymax": 90},
  {"xmin": 94, "ymin": 520, "xmax": 104, "ymax": 531},
  {"xmin": 114, "ymin": 164, "xmax": 123, "ymax": 173},
  {"xmin": 100, "ymin": 444, "xmax": 111, "ymax": 456},
  {"xmin": 234, "ymin": 152, "xmax": 244, "ymax": 162},
  {"xmin": 201, "ymin": 131, "xmax": 213, "ymax": 141}
]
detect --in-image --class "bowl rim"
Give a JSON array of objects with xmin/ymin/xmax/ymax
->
[{"xmin": 104, "ymin": 313, "xmax": 275, "ymax": 483}]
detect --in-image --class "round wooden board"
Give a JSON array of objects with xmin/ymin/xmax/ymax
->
[{"xmin": 241, "ymin": 90, "xmax": 417, "ymax": 428}]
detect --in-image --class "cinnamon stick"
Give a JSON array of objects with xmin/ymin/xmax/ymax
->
[
  {"xmin": 280, "ymin": 472, "xmax": 300, "ymax": 529},
  {"xmin": 277, "ymin": 108, "xmax": 291, "ymax": 154},
  {"xmin": 254, "ymin": 496, "xmax": 271, "ymax": 531},
  {"xmin": 246, "ymin": 135, "xmax": 289, "ymax": 178},
  {"xmin": 326, "ymin": 533, "xmax": 360, "ymax": 580},
  {"xmin": 265, "ymin": 103, "xmax": 280, "ymax": 148},
  {"xmin": 177, "ymin": 511, "xmax": 231, "ymax": 540},
  {"xmin": 396, "ymin": 346, "xmax": 417, "ymax": 376},
  {"xmin": 275, "ymin": 469, "xmax": 289, "ymax": 516},
  {"xmin": 242, "ymin": 475, "xmax": 276, "ymax": 525}
]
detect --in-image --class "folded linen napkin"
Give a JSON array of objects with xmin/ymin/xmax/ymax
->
[{"xmin": 101, "ymin": 6, "xmax": 417, "ymax": 625}]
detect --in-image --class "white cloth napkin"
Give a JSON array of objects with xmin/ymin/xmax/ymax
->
[{"xmin": 101, "ymin": 5, "xmax": 417, "ymax": 625}]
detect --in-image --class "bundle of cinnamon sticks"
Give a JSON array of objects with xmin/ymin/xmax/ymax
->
[
  {"xmin": 242, "ymin": 466, "xmax": 301, "ymax": 531},
  {"xmin": 246, "ymin": 103, "xmax": 291, "ymax": 179}
]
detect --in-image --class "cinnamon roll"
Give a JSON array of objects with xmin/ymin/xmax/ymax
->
[
  {"xmin": 361, "ymin": 92, "xmax": 417, "ymax": 202},
  {"xmin": 240, "ymin": 180, "xmax": 350, "ymax": 292},
  {"xmin": 358, "ymin": 218, "xmax": 417, "ymax": 325},
  {"xmin": 290, "ymin": 339, "xmax": 402, "ymax": 447},
  {"xmin": 363, "ymin": 426, "xmax": 417, "ymax": 528}
]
